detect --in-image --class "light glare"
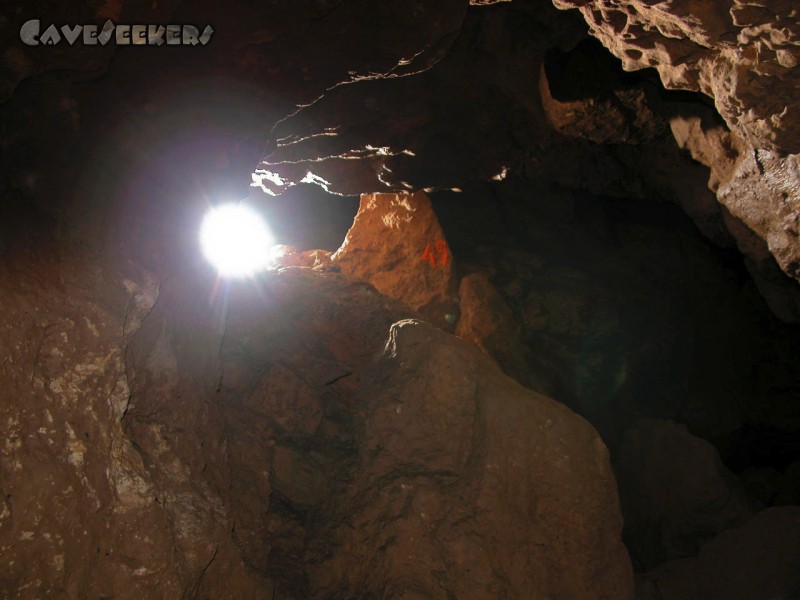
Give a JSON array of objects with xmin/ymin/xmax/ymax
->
[{"xmin": 200, "ymin": 203, "xmax": 274, "ymax": 277}]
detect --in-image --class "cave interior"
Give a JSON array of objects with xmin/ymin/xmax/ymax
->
[{"xmin": 1, "ymin": 0, "xmax": 800, "ymax": 598}]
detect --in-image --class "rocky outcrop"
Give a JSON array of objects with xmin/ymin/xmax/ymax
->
[
  {"xmin": 668, "ymin": 108, "xmax": 800, "ymax": 320},
  {"xmin": 551, "ymin": 0, "xmax": 800, "ymax": 285},
  {"xmin": 306, "ymin": 318, "xmax": 634, "ymax": 599},
  {"xmin": 0, "ymin": 241, "xmax": 271, "ymax": 597},
  {"xmin": 0, "ymin": 241, "xmax": 633, "ymax": 597},
  {"xmin": 550, "ymin": 0, "xmax": 800, "ymax": 155},
  {"xmin": 331, "ymin": 191, "xmax": 458, "ymax": 329}
]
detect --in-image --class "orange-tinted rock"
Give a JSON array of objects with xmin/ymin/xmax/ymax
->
[{"xmin": 332, "ymin": 191, "xmax": 458, "ymax": 329}]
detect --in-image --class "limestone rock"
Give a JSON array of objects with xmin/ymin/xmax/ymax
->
[
  {"xmin": 551, "ymin": 0, "xmax": 800, "ymax": 155},
  {"xmin": 668, "ymin": 108, "xmax": 800, "ymax": 314},
  {"xmin": 332, "ymin": 191, "xmax": 458, "ymax": 329},
  {"xmin": 125, "ymin": 268, "xmax": 632, "ymax": 598},
  {"xmin": 552, "ymin": 0, "xmax": 800, "ymax": 284},
  {"xmin": 615, "ymin": 419, "xmax": 753, "ymax": 570}
]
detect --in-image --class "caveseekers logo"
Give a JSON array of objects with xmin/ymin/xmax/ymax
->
[{"xmin": 20, "ymin": 19, "xmax": 214, "ymax": 46}]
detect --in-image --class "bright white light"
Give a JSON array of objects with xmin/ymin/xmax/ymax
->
[{"xmin": 200, "ymin": 203, "xmax": 274, "ymax": 277}]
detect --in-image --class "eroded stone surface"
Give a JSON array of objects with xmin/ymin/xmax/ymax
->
[
  {"xmin": 551, "ymin": 0, "xmax": 800, "ymax": 155},
  {"xmin": 0, "ymin": 256, "xmax": 631, "ymax": 598},
  {"xmin": 0, "ymin": 242, "xmax": 269, "ymax": 598},
  {"xmin": 552, "ymin": 0, "xmax": 800, "ymax": 285},
  {"xmin": 332, "ymin": 191, "xmax": 458, "ymax": 329}
]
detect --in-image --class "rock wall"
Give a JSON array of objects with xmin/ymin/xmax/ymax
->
[
  {"xmin": 0, "ymin": 238, "xmax": 634, "ymax": 597},
  {"xmin": 0, "ymin": 240, "xmax": 270, "ymax": 597},
  {"xmin": 551, "ymin": 0, "xmax": 800, "ymax": 284}
]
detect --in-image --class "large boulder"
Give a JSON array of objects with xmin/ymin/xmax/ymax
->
[
  {"xmin": 0, "ymin": 247, "xmax": 634, "ymax": 598},
  {"xmin": 306, "ymin": 318, "xmax": 634, "ymax": 599},
  {"xmin": 0, "ymin": 244, "xmax": 271, "ymax": 598}
]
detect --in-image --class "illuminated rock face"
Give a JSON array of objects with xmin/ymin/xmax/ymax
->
[
  {"xmin": 0, "ymin": 245, "xmax": 271, "ymax": 598},
  {"xmin": 551, "ymin": 0, "xmax": 800, "ymax": 156},
  {"xmin": 332, "ymin": 191, "xmax": 458, "ymax": 330},
  {"xmin": 306, "ymin": 318, "xmax": 634, "ymax": 599},
  {"xmin": 551, "ymin": 0, "xmax": 800, "ymax": 285},
  {"xmin": 0, "ymin": 257, "xmax": 633, "ymax": 597}
]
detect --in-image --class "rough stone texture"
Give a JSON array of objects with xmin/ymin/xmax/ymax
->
[
  {"xmin": 0, "ymin": 242, "xmax": 270, "ymax": 597},
  {"xmin": 636, "ymin": 507, "xmax": 800, "ymax": 600},
  {"xmin": 551, "ymin": 0, "xmax": 800, "ymax": 155},
  {"xmin": 668, "ymin": 108, "xmax": 800, "ymax": 319},
  {"xmin": 305, "ymin": 318, "xmax": 634, "ymax": 600},
  {"xmin": 252, "ymin": 0, "xmax": 800, "ymax": 292},
  {"xmin": 252, "ymin": 0, "xmax": 800, "ymax": 299},
  {"xmin": 614, "ymin": 419, "xmax": 753, "ymax": 570},
  {"xmin": 331, "ymin": 191, "xmax": 458, "ymax": 329},
  {"xmin": 0, "ymin": 0, "xmax": 798, "ymax": 596},
  {"xmin": 0, "ymin": 238, "xmax": 633, "ymax": 598},
  {"xmin": 254, "ymin": 3, "xmax": 587, "ymax": 197},
  {"xmin": 551, "ymin": 0, "xmax": 800, "ymax": 285}
]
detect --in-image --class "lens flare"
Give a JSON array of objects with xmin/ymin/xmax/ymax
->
[{"xmin": 200, "ymin": 203, "xmax": 274, "ymax": 277}]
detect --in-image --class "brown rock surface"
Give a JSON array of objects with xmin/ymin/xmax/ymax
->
[
  {"xmin": 0, "ymin": 241, "xmax": 633, "ymax": 597},
  {"xmin": 0, "ymin": 243, "xmax": 271, "ymax": 598},
  {"xmin": 332, "ymin": 191, "xmax": 458, "ymax": 329},
  {"xmin": 615, "ymin": 419, "xmax": 753, "ymax": 570},
  {"xmin": 455, "ymin": 271, "xmax": 550, "ymax": 392},
  {"xmin": 306, "ymin": 318, "xmax": 634, "ymax": 599},
  {"xmin": 551, "ymin": 0, "xmax": 800, "ymax": 155},
  {"xmin": 552, "ymin": 0, "xmax": 800, "ymax": 284}
]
